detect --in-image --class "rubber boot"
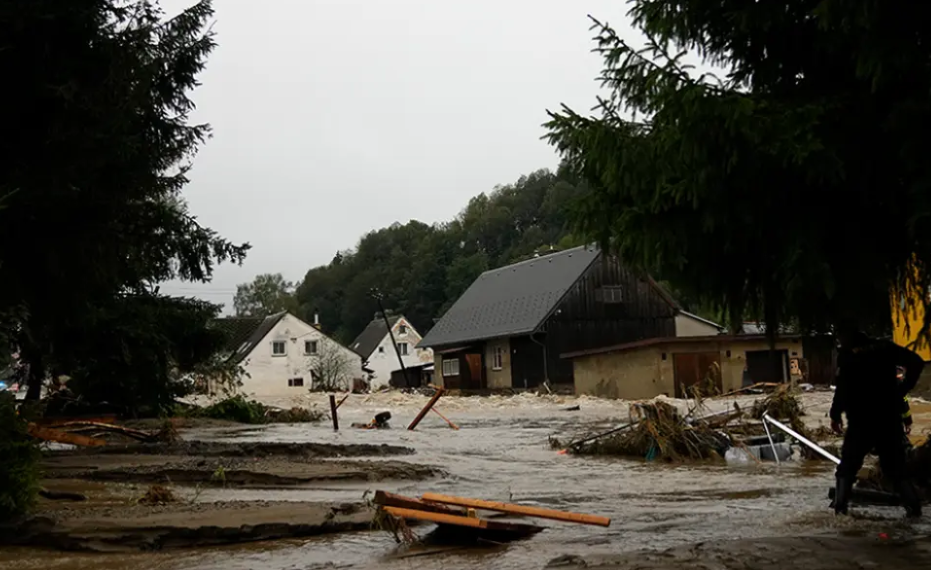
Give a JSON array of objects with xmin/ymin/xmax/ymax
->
[
  {"xmin": 833, "ymin": 477, "xmax": 852, "ymax": 515},
  {"xmin": 894, "ymin": 479, "xmax": 923, "ymax": 519}
]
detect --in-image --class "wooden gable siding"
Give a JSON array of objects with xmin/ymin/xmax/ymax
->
[{"xmin": 541, "ymin": 254, "xmax": 676, "ymax": 355}]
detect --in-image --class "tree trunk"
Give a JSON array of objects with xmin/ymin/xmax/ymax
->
[{"xmin": 24, "ymin": 355, "xmax": 45, "ymax": 401}]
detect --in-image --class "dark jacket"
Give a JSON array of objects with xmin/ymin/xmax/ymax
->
[{"xmin": 830, "ymin": 337, "xmax": 925, "ymax": 427}]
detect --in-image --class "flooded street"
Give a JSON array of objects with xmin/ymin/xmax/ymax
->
[{"xmin": 4, "ymin": 392, "xmax": 930, "ymax": 570}]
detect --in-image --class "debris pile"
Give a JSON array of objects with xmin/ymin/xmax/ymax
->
[
  {"xmin": 554, "ymin": 387, "xmax": 838, "ymax": 464},
  {"xmin": 751, "ymin": 386, "xmax": 805, "ymax": 430},
  {"xmin": 138, "ymin": 484, "xmax": 176, "ymax": 506}
]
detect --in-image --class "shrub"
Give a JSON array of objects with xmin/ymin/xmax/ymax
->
[
  {"xmin": 0, "ymin": 393, "xmax": 40, "ymax": 522},
  {"xmin": 199, "ymin": 395, "xmax": 267, "ymax": 424},
  {"xmin": 176, "ymin": 396, "xmax": 324, "ymax": 425}
]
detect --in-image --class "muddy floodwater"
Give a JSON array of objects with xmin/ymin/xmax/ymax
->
[{"xmin": 4, "ymin": 392, "xmax": 931, "ymax": 570}]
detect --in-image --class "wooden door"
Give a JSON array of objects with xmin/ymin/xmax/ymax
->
[
  {"xmin": 464, "ymin": 353, "xmax": 483, "ymax": 389},
  {"xmin": 673, "ymin": 352, "xmax": 722, "ymax": 398}
]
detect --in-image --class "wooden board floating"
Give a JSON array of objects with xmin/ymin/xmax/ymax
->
[
  {"xmin": 375, "ymin": 491, "xmax": 467, "ymax": 516},
  {"xmin": 374, "ymin": 490, "xmax": 607, "ymax": 547},
  {"xmin": 421, "ymin": 493, "xmax": 612, "ymax": 527},
  {"xmin": 382, "ymin": 506, "xmax": 489, "ymax": 529}
]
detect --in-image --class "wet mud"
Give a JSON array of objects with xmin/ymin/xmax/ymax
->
[
  {"xmin": 3, "ymin": 501, "xmax": 373, "ymax": 553},
  {"xmin": 7, "ymin": 392, "xmax": 931, "ymax": 569},
  {"xmin": 8, "ymin": 437, "xmax": 440, "ymax": 553},
  {"xmin": 42, "ymin": 453, "xmax": 442, "ymax": 487},
  {"xmin": 559, "ymin": 534, "xmax": 931, "ymax": 569},
  {"xmin": 47, "ymin": 440, "xmax": 415, "ymax": 459}
]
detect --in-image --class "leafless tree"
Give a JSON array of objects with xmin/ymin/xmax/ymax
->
[{"xmin": 308, "ymin": 342, "xmax": 356, "ymax": 391}]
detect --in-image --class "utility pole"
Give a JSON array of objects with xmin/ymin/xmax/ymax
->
[{"xmin": 369, "ymin": 288, "xmax": 410, "ymax": 388}]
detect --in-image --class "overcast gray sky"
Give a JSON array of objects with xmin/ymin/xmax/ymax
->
[{"xmin": 159, "ymin": 0, "xmax": 632, "ymax": 311}]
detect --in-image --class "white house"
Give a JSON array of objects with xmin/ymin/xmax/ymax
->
[
  {"xmin": 350, "ymin": 314, "xmax": 433, "ymax": 389},
  {"xmin": 213, "ymin": 311, "xmax": 366, "ymax": 398}
]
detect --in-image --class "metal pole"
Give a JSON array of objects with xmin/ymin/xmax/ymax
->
[
  {"xmin": 371, "ymin": 289, "xmax": 411, "ymax": 389},
  {"xmin": 762, "ymin": 413, "xmax": 840, "ymax": 465},
  {"xmin": 761, "ymin": 417, "xmax": 781, "ymax": 465}
]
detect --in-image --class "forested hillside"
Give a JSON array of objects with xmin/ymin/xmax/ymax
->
[
  {"xmin": 294, "ymin": 166, "xmax": 588, "ymax": 342},
  {"xmin": 234, "ymin": 164, "xmax": 719, "ymax": 344}
]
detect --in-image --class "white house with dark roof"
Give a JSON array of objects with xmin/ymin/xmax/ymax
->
[
  {"xmin": 212, "ymin": 311, "xmax": 365, "ymax": 398},
  {"xmin": 350, "ymin": 314, "xmax": 433, "ymax": 389}
]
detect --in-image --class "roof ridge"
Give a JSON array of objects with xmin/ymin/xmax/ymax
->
[{"xmin": 479, "ymin": 244, "xmax": 597, "ymax": 277}]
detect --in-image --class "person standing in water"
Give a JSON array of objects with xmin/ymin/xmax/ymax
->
[{"xmin": 829, "ymin": 326, "xmax": 924, "ymax": 518}]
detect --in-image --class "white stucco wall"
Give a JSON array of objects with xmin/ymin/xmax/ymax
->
[
  {"xmin": 238, "ymin": 313, "xmax": 364, "ymax": 398},
  {"xmin": 365, "ymin": 317, "xmax": 434, "ymax": 389},
  {"xmin": 675, "ymin": 313, "xmax": 722, "ymax": 337}
]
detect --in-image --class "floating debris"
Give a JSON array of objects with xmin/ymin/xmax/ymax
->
[
  {"xmin": 372, "ymin": 490, "xmax": 604, "ymax": 546},
  {"xmin": 751, "ymin": 386, "xmax": 805, "ymax": 426},
  {"xmin": 567, "ymin": 401, "xmax": 729, "ymax": 461},
  {"xmin": 138, "ymin": 484, "xmax": 176, "ymax": 506}
]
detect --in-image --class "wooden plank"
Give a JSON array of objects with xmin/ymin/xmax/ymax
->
[
  {"xmin": 27, "ymin": 423, "xmax": 107, "ymax": 447},
  {"xmin": 46, "ymin": 421, "xmax": 155, "ymax": 442},
  {"xmin": 329, "ymin": 394, "xmax": 339, "ymax": 431},
  {"xmin": 37, "ymin": 415, "xmax": 118, "ymax": 426},
  {"xmin": 381, "ymin": 506, "xmax": 488, "ymax": 529},
  {"xmin": 374, "ymin": 491, "xmax": 467, "ymax": 516},
  {"xmin": 334, "ymin": 392, "xmax": 351, "ymax": 410},
  {"xmin": 408, "ymin": 387, "xmax": 445, "ymax": 430},
  {"xmin": 421, "ymin": 493, "xmax": 611, "ymax": 527}
]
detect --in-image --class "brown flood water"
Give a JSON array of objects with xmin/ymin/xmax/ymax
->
[{"xmin": 3, "ymin": 393, "xmax": 930, "ymax": 569}]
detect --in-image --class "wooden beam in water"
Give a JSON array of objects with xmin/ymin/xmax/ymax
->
[
  {"xmin": 381, "ymin": 505, "xmax": 545, "ymax": 536},
  {"xmin": 408, "ymin": 388, "xmax": 445, "ymax": 430},
  {"xmin": 382, "ymin": 506, "xmax": 488, "ymax": 529},
  {"xmin": 421, "ymin": 493, "xmax": 611, "ymax": 527},
  {"xmin": 27, "ymin": 423, "xmax": 107, "ymax": 447},
  {"xmin": 334, "ymin": 392, "xmax": 351, "ymax": 410},
  {"xmin": 329, "ymin": 394, "xmax": 339, "ymax": 431},
  {"xmin": 374, "ymin": 491, "xmax": 467, "ymax": 516}
]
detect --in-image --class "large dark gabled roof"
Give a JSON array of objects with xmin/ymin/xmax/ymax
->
[
  {"xmin": 350, "ymin": 315, "xmax": 402, "ymax": 358},
  {"xmin": 211, "ymin": 311, "xmax": 287, "ymax": 364},
  {"xmin": 418, "ymin": 246, "xmax": 601, "ymax": 349}
]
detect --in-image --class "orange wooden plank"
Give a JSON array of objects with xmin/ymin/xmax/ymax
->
[
  {"xmin": 421, "ymin": 493, "xmax": 611, "ymax": 527},
  {"xmin": 27, "ymin": 423, "xmax": 108, "ymax": 447},
  {"xmin": 381, "ymin": 506, "xmax": 488, "ymax": 529},
  {"xmin": 374, "ymin": 491, "xmax": 467, "ymax": 516},
  {"xmin": 37, "ymin": 415, "xmax": 118, "ymax": 426}
]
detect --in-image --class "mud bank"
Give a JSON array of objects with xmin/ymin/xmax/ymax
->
[
  {"xmin": 554, "ymin": 535, "xmax": 931, "ymax": 569},
  {"xmin": 47, "ymin": 440, "xmax": 415, "ymax": 458},
  {"xmin": 3, "ymin": 501, "xmax": 374, "ymax": 552},
  {"xmin": 42, "ymin": 443, "xmax": 441, "ymax": 488},
  {"xmin": 43, "ymin": 454, "xmax": 441, "ymax": 486}
]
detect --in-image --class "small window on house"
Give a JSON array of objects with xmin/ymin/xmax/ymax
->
[
  {"xmin": 288, "ymin": 377, "xmax": 304, "ymax": 387},
  {"xmin": 597, "ymin": 286, "xmax": 624, "ymax": 303},
  {"xmin": 442, "ymin": 358, "xmax": 460, "ymax": 377},
  {"xmin": 397, "ymin": 342, "xmax": 409, "ymax": 356},
  {"xmin": 304, "ymin": 340, "xmax": 318, "ymax": 355},
  {"xmin": 398, "ymin": 324, "xmax": 408, "ymax": 335},
  {"xmin": 378, "ymin": 346, "xmax": 385, "ymax": 353},
  {"xmin": 272, "ymin": 341, "xmax": 286, "ymax": 356},
  {"xmin": 492, "ymin": 346, "xmax": 504, "ymax": 370}
]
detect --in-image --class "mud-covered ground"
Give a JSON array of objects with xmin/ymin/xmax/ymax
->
[
  {"xmin": 5, "ymin": 391, "xmax": 931, "ymax": 569},
  {"xmin": 549, "ymin": 535, "xmax": 931, "ymax": 570},
  {"xmin": 9, "ymin": 500, "xmax": 374, "ymax": 552},
  {"xmin": 1, "ymin": 440, "xmax": 443, "ymax": 552},
  {"xmin": 41, "ymin": 441, "xmax": 434, "ymax": 487}
]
